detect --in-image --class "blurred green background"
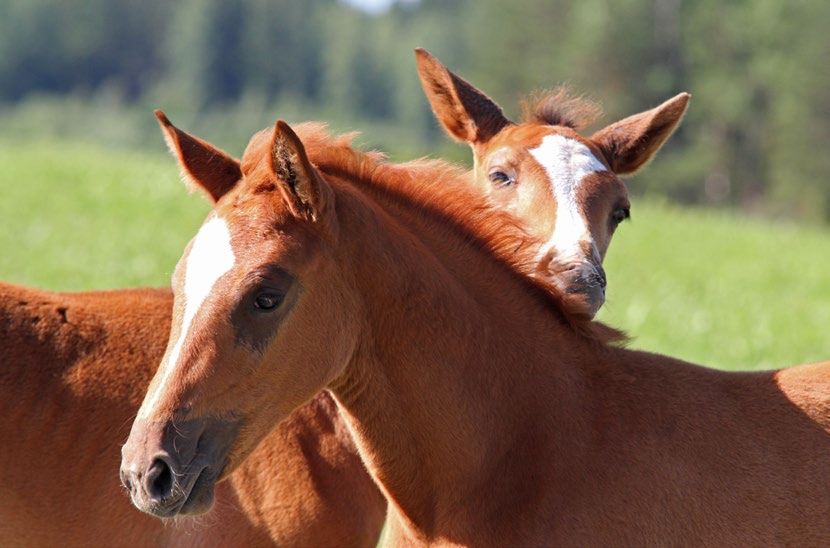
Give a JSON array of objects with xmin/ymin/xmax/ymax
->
[
  {"xmin": 0, "ymin": 0, "xmax": 828, "ymax": 369},
  {"xmin": 2, "ymin": 0, "xmax": 829, "ymax": 218}
]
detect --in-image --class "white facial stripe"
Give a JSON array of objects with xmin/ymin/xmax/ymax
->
[
  {"xmin": 138, "ymin": 217, "xmax": 236, "ymax": 419},
  {"xmin": 529, "ymin": 134, "xmax": 606, "ymax": 261}
]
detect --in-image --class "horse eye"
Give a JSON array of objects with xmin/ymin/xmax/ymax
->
[
  {"xmin": 488, "ymin": 170, "xmax": 515, "ymax": 187},
  {"xmin": 253, "ymin": 292, "xmax": 282, "ymax": 311},
  {"xmin": 612, "ymin": 208, "xmax": 631, "ymax": 225}
]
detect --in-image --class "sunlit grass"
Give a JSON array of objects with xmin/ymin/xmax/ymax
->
[
  {"xmin": 597, "ymin": 200, "xmax": 830, "ymax": 371},
  {"xmin": 1, "ymin": 139, "xmax": 828, "ymax": 371},
  {"xmin": 0, "ymin": 138, "xmax": 209, "ymax": 290}
]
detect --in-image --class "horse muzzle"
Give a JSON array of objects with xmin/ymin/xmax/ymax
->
[
  {"xmin": 120, "ymin": 415, "xmax": 239, "ymax": 518},
  {"xmin": 548, "ymin": 258, "xmax": 607, "ymax": 319}
]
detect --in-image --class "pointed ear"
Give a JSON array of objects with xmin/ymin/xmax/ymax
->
[
  {"xmin": 590, "ymin": 93, "xmax": 690, "ymax": 175},
  {"xmin": 269, "ymin": 121, "xmax": 329, "ymax": 222},
  {"xmin": 415, "ymin": 48, "xmax": 512, "ymax": 145},
  {"xmin": 155, "ymin": 110, "xmax": 241, "ymax": 203}
]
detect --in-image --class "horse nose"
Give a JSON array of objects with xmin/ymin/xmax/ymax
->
[
  {"xmin": 145, "ymin": 458, "xmax": 174, "ymax": 502},
  {"xmin": 119, "ymin": 456, "xmax": 175, "ymax": 502},
  {"xmin": 595, "ymin": 262, "xmax": 607, "ymax": 291},
  {"xmin": 120, "ymin": 467, "xmax": 135, "ymax": 494}
]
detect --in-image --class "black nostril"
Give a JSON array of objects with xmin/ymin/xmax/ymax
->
[{"xmin": 145, "ymin": 458, "xmax": 174, "ymax": 502}]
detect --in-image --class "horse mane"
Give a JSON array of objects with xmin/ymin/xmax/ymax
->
[
  {"xmin": 521, "ymin": 86, "xmax": 603, "ymax": 129},
  {"xmin": 243, "ymin": 123, "xmax": 626, "ymax": 346}
]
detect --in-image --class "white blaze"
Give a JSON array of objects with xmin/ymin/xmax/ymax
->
[
  {"xmin": 138, "ymin": 216, "xmax": 236, "ymax": 419},
  {"xmin": 529, "ymin": 134, "xmax": 606, "ymax": 261}
]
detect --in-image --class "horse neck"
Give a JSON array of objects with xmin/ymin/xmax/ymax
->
[
  {"xmin": 326, "ymin": 184, "xmax": 597, "ymax": 541},
  {"xmin": 227, "ymin": 391, "xmax": 386, "ymax": 547}
]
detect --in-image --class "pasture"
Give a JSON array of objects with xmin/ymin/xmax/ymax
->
[{"xmin": 1, "ymin": 137, "xmax": 828, "ymax": 371}]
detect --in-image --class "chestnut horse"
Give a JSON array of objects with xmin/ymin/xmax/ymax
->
[
  {"xmin": 121, "ymin": 117, "xmax": 830, "ymax": 545},
  {"xmin": 4, "ymin": 72, "xmax": 685, "ymax": 546},
  {"xmin": 0, "ymin": 282, "xmax": 386, "ymax": 547},
  {"xmin": 415, "ymin": 48, "xmax": 689, "ymax": 318}
]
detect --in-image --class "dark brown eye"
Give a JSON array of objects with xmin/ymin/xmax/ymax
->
[
  {"xmin": 254, "ymin": 292, "xmax": 282, "ymax": 311},
  {"xmin": 611, "ymin": 208, "xmax": 631, "ymax": 225},
  {"xmin": 488, "ymin": 170, "xmax": 515, "ymax": 187}
]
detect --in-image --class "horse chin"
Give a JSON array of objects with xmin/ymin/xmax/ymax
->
[
  {"xmin": 558, "ymin": 286, "xmax": 604, "ymax": 320},
  {"xmin": 176, "ymin": 468, "xmax": 220, "ymax": 516},
  {"xmin": 173, "ymin": 430, "xmax": 243, "ymax": 516}
]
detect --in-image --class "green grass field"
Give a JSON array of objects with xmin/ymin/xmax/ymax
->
[
  {"xmin": 2, "ymin": 139, "xmax": 828, "ymax": 371},
  {"xmin": 596, "ymin": 201, "xmax": 830, "ymax": 370},
  {"xmin": 0, "ymin": 138, "xmax": 209, "ymax": 290}
]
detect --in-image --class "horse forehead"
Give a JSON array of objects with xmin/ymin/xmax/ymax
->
[
  {"xmin": 528, "ymin": 133, "xmax": 607, "ymax": 194},
  {"xmin": 527, "ymin": 133, "xmax": 609, "ymax": 252},
  {"xmin": 483, "ymin": 125, "xmax": 605, "ymax": 167},
  {"xmin": 482, "ymin": 124, "xmax": 551, "ymax": 157},
  {"xmin": 180, "ymin": 216, "xmax": 236, "ymax": 306},
  {"xmin": 529, "ymin": 132, "xmax": 605, "ymax": 169}
]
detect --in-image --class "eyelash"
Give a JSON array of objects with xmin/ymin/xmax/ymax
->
[{"xmin": 489, "ymin": 171, "xmax": 515, "ymax": 187}]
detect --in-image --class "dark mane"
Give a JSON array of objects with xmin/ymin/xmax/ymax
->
[
  {"xmin": 246, "ymin": 123, "xmax": 626, "ymax": 346},
  {"xmin": 521, "ymin": 86, "xmax": 603, "ymax": 129}
]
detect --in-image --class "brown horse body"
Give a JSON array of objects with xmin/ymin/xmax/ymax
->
[
  {"xmin": 121, "ymin": 119, "xmax": 830, "ymax": 545},
  {"xmin": 0, "ymin": 281, "xmax": 385, "ymax": 547}
]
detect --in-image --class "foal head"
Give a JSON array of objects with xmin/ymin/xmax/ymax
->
[
  {"xmin": 416, "ymin": 48, "xmax": 689, "ymax": 318},
  {"xmin": 120, "ymin": 115, "xmax": 359, "ymax": 518}
]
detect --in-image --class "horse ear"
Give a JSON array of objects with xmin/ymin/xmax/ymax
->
[
  {"xmin": 415, "ymin": 48, "xmax": 512, "ymax": 145},
  {"xmin": 269, "ymin": 121, "xmax": 329, "ymax": 222},
  {"xmin": 154, "ymin": 110, "xmax": 241, "ymax": 203},
  {"xmin": 590, "ymin": 93, "xmax": 690, "ymax": 175}
]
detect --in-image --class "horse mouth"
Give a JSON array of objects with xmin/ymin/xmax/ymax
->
[
  {"xmin": 134, "ymin": 463, "xmax": 221, "ymax": 518},
  {"xmin": 141, "ymin": 494, "xmax": 187, "ymax": 519},
  {"xmin": 177, "ymin": 466, "xmax": 221, "ymax": 516}
]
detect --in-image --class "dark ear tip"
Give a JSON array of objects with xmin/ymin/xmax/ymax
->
[
  {"xmin": 154, "ymin": 110, "xmax": 172, "ymax": 128},
  {"xmin": 414, "ymin": 47, "xmax": 439, "ymax": 68},
  {"xmin": 274, "ymin": 120, "xmax": 298, "ymax": 142}
]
